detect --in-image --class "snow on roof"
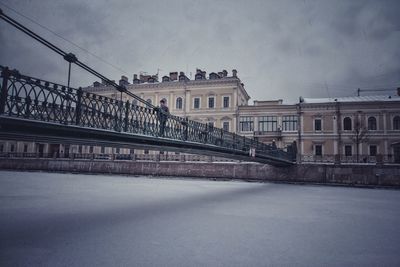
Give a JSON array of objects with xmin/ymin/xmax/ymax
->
[{"xmin": 302, "ymin": 95, "xmax": 400, "ymax": 104}]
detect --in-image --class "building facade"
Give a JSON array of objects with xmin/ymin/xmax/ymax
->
[
  {"xmin": 90, "ymin": 68, "xmax": 250, "ymax": 132},
  {"xmin": 298, "ymin": 96, "xmax": 400, "ymax": 163},
  {"xmin": 238, "ymin": 95, "xmax": 400, "ymax": 164}
]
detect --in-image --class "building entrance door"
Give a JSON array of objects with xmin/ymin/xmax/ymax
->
[
  {"xmin": 37, "ymin": 143, "xmax": 44, "ymax": 157},
  {"xmin": 394, "ymin": 144, "xmax": 400, "ymax": 164},
  {"xmin": 64, "ymin": 144, "xmax": 70, "ymax": 158},
  {"xmin": 49, "ymin": 144, "xmax": 60, "ymax": 158}
]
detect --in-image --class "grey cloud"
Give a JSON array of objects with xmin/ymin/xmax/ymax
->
[{"xmin": 0, "ymin": 0, "xmax": 399, "ymax": 102}]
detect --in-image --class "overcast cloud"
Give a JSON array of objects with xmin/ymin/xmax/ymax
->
[{"xmin": 1, "ymin": 0, "xmax": 399, "ymax": 103}]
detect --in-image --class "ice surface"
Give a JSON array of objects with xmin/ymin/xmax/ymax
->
[{"xmin": 1, "ymin": 171, "xmax": 399, "ymax": 266}]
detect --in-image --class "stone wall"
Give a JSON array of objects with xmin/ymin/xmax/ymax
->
[{"xmin": 0, "ymin": 158, "xmax": 399, "ymax": 187}]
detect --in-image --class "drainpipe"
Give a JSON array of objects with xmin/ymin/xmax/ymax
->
[
  {"xmin": 335, "ymin": 101, "xmax": 342, "ymax": 164},
  {"xmin": 297, "ymin": 101, "xmax": 302, "ymax": 163},
  {"xmin": 183, "ymin": 81, "xmax": 187, "ymax": 118},
  {"xmin": 235, "ymin": 81, "xmax": 240, "ymax": 133}
]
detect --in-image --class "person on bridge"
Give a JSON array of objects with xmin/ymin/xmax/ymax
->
[{"xmin": 156, "ymin": 99, "xmax": 169, "ymax": 137}]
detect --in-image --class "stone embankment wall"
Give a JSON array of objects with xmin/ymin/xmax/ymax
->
[{"xmin": 0, "ymin": 158, "xmax": 399, "ymax": 187}]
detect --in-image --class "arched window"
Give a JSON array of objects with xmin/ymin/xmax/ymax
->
[
  {"xmin": 343, "ymin": 117, "xmax": 352, "ymax": 131},
  {"xmin": 367, "ymin": 116, "xmax": 377, "ymax": 130},
  {"xmin": 176, "ymin": 97, "xmax": 183, "ymax": 109},
  {"xmin": 394, "ymin": 116, "xmax": 400, "ymax": 130},
  {"xmin": 146, "ymin": 99, "xmax": 152, "ymax": 105}
]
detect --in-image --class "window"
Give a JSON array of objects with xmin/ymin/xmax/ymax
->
[
  {"xmin": 223, "ymin": 96, "xmax": 230, "ymax": 108},
  {"xmin": 314, "ymin": 119, "xmax": 322, "ymax": 131},
  {"xmin": 393, "ymin": 116, "xmax": 400, "ymax": 130},
  {"xmin": 24, "ymin": 144, "xmax": 28, "ymax": 153},
  {"xmin": 223, "ymin": 121, "xmax": 230, "ymax": 132},
  {"xmin": 239, "ymin": 116, "xmax": 254, "ymax": 132},
  {"xmin": 101, "ymin": 146, "xmax": 105, "ymax": 154},
  {"xmin": 89, "ymin": 146, "xmax": 94, "ymax": 153},
  {"xmin": 258, "ymin": 116, "xmax": 277, "ymax": 132},
  {"xmin": 116, "ymin": 147, "xmax": 120, "ymax": 154},
  {"xmin": 130, "ymin": 148, "xmax": 135, "ymax": 154},
  {"xmin": 0, "ymin": 143, "xmax": 3, "ymax": 152},
  {"xmin": 146, "ymin": 99, "xmax": 152, "ymax": 105},
  {"xmin": 315, "ymin": 145, "xmax": 322, "ymax": 156},
  {"xmin": 207, "ymin": 122, "xmax": 214, "ymax": 128},
  {"xmin": 343, "ymin": 117, "xmax": 352, "ymax": 131},
  {"xmin": 208, "ymin": 97, "xmax": 215, "ymax": 108},
  {"xmin": 345, "ymin": 145, "xmax": 352, "ymax": 156},
  {"xmin": 193, "ymin": 98, "xmax": 200, "ymax": 109},
  {"xmin": 368, "ymin": 117, "xmax": 377, "ymax": 130},
  {"xmin": 282, "ymin": 115, "xmax": 297, "ymax": 131},
  {"xmin": 144, "ymin": 149, "xmax": 149, "ymax": 154},
  {"xmin": 161, "ymin": 98, "xmax": 167, "ymax": 105},
  {"xmin": 10, "ymin": 144, "xmax": 15, "ymax": 152},
  {"xmin": 176, "ymin": 97, "xmax": 183, "ymax": 109},
  {"xmin": 369, "ymin": 145, "xmax": 377, "ymax": 156},
  {"xmin": 78, "ymin": 145, "xmax": 82, "ymax": 154}
]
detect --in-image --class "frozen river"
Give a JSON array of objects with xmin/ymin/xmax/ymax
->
[{"xmin": 0, "ymin": 171, "xmax": 399, "ymax": 266}]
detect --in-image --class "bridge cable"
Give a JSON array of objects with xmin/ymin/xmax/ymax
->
[
  {"xmin": 0, "ymin": 2, "xmax": 129, "ymax": 75},
  {"xmin": 0, "ymin": 8, "xmax": 152, "ymax": 108}
]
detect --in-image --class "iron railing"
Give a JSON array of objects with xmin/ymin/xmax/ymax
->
[
  {"xmin": 0, "ymin": 66, "xmax": 296, "ymax": 162},
  {"xmin": 0, "ymin": 152, "xmax": 240, "ymax": 162}
]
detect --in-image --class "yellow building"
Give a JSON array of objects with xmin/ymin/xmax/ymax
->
[{"xmin": 80, "ymin": 68, "xmax": 250, "ymax": 156}]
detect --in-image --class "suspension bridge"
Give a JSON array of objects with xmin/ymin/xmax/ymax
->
[{"xmin": 0, "ymin": 8, "xmax": 295, "ymax": 166}]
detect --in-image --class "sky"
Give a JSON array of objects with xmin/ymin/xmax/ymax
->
[{"xmin": 0, "ymin": 0, "xmax": 399, "ymax": 103}]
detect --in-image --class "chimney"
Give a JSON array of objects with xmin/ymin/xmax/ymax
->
[
  {"xmin": 132, "ymin": 74, "xmax": 140, "ymax": 84},
  {"xmin": 209, "ymin": 72, "xmax": 220, "ymax": 79},
  {"xmin": 169, "ymin": 72, "xmax": 178, "ymax": 81},
  {"xmin": 119, "ymin": 75, "xmax": 129, "ymax": 86},
  {"xmin": 232, "ymin": 69, "xmax": 237, "ymax": 77},
  {"xmin": 179, "ymin": 71, "xmax": 189, "ymax": 81},
  {"xmin": 147, "ymin": 75, "xmax": 158, "ymax": 83},
  {"xmin": 93, "ymin": 81, "xmax": 101, "ymax": 87},
  {"xmin": 222, "ymin": 70, "xmax": 228, "ymax": 77}
]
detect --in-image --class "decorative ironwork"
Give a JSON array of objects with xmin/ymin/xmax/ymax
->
[{"xmin": 0, "ymin": 66, "xmax": 295, "ymax": 163}]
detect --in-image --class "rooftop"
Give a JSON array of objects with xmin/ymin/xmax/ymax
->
[{"xmin": 302, "ymin": 95, "xmax": 400, "ymax": 104}]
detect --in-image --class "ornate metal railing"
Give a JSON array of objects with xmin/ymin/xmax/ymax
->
[
  {"xmin": 0, "ymin": 152, "xmax": 240, "ymax": 162},
  {"xmin": 0, "ymin": 66, "xmax": 296, "ymax": 163}
]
